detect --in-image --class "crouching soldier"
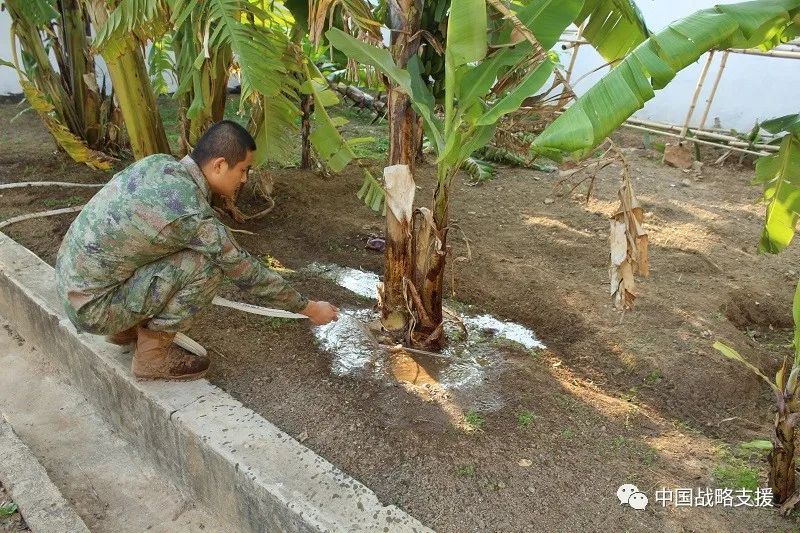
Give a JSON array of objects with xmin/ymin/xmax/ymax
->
[{"xmin": 55, "ymin": 120, "xmax": 338, "ymax": 381}]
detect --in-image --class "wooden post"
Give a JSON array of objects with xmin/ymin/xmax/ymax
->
[
  {"xmin": 680, "ymin": 50, "xmax": 715, "ymax": 139},
  {"xmin": 300, "ymin": 94, "xmax": 313, "ymax": 169},
  {"xmin": 698, "ymin": 51, "xmax": 729, "ymax": 130}
]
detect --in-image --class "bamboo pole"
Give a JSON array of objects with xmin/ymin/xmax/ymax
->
[
  {"xmin": 698, "ymin": 51, "xmax": 729, "ymax": 130},
  {"xmin": 681, "ymin": 51, "xmax": 715, "ymax": 139},
  {"xmin": 726, "ymin": 48, "xmax": 800, "ymax": 59},
  {"xmin": 620, "ymin": 123, "xmax": 768, "ymax": 157},
  {"xmin": 564, "ymin": 24, "xmax": 585, "ymax": 86},
  {"xmin": 627, "ymin": 117, "xmax": 779, "ymax": 151}
]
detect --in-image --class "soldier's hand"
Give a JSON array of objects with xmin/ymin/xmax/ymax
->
[{"xmin": 301, "ymin": 300, "xmax": 339, "ymax": 325}]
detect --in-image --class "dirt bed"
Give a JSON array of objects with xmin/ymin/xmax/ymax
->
[{"xmin": 2, "ymin": 102, "xmax": 800, "ymax": 532}]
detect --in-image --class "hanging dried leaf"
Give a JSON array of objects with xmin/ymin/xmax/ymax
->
[{"xmin": 609, "ymin": 146, "xmax": 648, "ymax": 310}]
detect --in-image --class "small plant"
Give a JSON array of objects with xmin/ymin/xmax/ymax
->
[
  {"xmin": 640, "ymin": 448, "xmax": 658, "ymax": 466},
  {"xmin": 620, "ymin": 387, "xmax": 639, "ymax": 404},
  {"xmin": 673, "ymin": 419, "xmax": 696, "ymax": 434},
  {"xmin": 0, "ymin": 502, "xmax": 18, "ymax": 517},
  {"xmin": 516, "ymin": 410, "xmax": 536, "ymax": 428},
  {"xmin": 644, "ymin": 370, "xmax": 663, "ymax": 385},
  {"xmin": 562, "ymin": 429, "xmax": 575, "ymax": 440},
  {"xmin": 456, "ymin": 464, "xmax": 476, "ymax": 477},
  {"xmin": 262, "ymin": 255, "xmax": 293, "ymax": 273},
  {"xmin": 463, "ymin": 410, "xmax": 485, "ymax": 431},
  {"xmin": 261, "ymin": 316, "xmax": 294, "ymax": 329},
  {"xmin": 611, "ymin": 436, "xmax": 627, "ymax": 450}
]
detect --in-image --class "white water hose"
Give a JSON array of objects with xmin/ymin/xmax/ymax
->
[{"xmin": 174, "ymin": 297, "xmax": 307, "ymax": 357}]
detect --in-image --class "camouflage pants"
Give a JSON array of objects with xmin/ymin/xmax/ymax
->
[{"xmin": 73, "ymin": 250, "xmax": 223, "ymax": 335}]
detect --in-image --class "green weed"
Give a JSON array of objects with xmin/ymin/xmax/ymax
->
[
  {"xmin": 0, "ymin": 502, "xmax": 17, "ymax": 518},
  {"xmin": 516, "ymin": 410, "xmax": 536, "ymax": 428},
  {"xmin": 456, "ymin": 464, "xmax": 476, "ymax": 477},
  {"xmin": 644, "ymin": 370, "xmax": 663, "ymax": 385},
  {"xmin": 463, "ymin": 410, "xmax": 485, "ymax": 431}
]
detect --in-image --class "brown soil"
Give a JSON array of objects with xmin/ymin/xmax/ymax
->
[{"xmin": 3, "ymin": 103, "xmax": 800, "ymax": 532}]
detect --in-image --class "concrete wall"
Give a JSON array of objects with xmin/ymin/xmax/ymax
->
[{"xmin": 1, "ymin": 1, "xmax": 798, "ymax": 130}]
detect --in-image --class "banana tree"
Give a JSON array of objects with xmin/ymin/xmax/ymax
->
[
  {"xmin": 328, "ymin": 0, "xmax": 600, "ymax": 347},
  {"xmin": 714, "ymin": 280, "xmax": 800, "ymax": 507},
  {"xmin": 711, "ymin": 113, "xmax": 800, "ymax": 510},
  {"xmin": 2, "ymin": 0, "xmax": 120, "ymax": 169}
]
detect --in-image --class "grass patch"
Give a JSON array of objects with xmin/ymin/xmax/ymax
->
[
  {"xmin": 259, "ymin": 316, "xmax": 295, "ymax": 329},
  {"xmin": 42, "ymin": 195, "xmax": 83, "ymax": 209},
  {"xmin": 463, "ymin": 410, "xmax": 485, "ymax": 431},
  {"xmin": 713, "ymin": 444, "xmax": 762, "ymax": 491},
  {"xmin": 644, "ymin": 370, "xmax": 663, "ymax": 385},
  {"xmin": 351, "ymin": 137, "xmax": 389, "ymax": 159},
  {"xmin": 456, "ymin": 464, "xmax": 476, "ymax": 477},
  {"xmin": 712, "ymin": 464, "xmax": 760, "ymax": 491},
  {"xmin": 640, "ymin": 448, "xmax": 658, "ymax": 466},
  {"xmin": 516, "ymin": 410, "xmax": 536, "ymax": 428}
]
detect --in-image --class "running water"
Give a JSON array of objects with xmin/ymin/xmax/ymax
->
[{"xmin": 307, "ymin": 263, "xmax": 546, "ymax": 414}]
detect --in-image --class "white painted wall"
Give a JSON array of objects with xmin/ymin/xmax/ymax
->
[
  {"xmin": 1, "ymin": 1, "xmax": 798, "ymax": 130},
  {"xmin": 0, "ymin": 13, "xmax": 19, "ymax": 94}
]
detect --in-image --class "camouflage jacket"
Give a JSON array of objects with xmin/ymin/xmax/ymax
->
[{"xmin": 55, "ymin": 154, "xmax": 308, "ymax": 314}]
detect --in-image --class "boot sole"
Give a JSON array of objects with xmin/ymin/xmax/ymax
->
[{"xmin": 132, "ymin": 369, "xmax": 208, "ymax": 381}]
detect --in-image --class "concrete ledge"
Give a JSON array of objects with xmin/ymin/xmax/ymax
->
[
  {"xmin": 0, "ymin": 416, "xmax": 90, "ymax": 533},
  {"xmin": 0, "ymin": 232, "xmax": 429, "ymax": 533}
]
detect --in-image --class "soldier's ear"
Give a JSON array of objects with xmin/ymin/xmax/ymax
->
[{"xmin": 210, "ymin": 156, "xmax": 228, "ymax": 174}]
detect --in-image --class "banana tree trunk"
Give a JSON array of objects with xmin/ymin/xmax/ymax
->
[
  {"xmin": 60, "ymin": 0, "xmax": 101, "ymax": 147},
  {"xmin": 300, "ymin": 94, "xmax": 313, "ymax": 169},
  {"xmin": 409, "ymin": 173, "xmax": 449, "ymax": 349},
  {"xmin": 86, "ymin": 0, "xmax": 169, "ymax": 159},
  {"xmin": 770, "ymin": 412, "xmax": 796, "ymax": 504},
  {"xmin": 381, "ymin": 0, "xmax": 423, "ymax": 338},
  {"xmin": 106, "ymin": 51, "xmax": 170, "ymax": 158}
]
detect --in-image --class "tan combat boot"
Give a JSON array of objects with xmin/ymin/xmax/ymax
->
[
  {"xmin": 106, "ymin": 325, "xmax": 139, "ymax": 345},
  {"xmin": 132, "ymin": 326, "xmax": 210, "ymax": 380}
]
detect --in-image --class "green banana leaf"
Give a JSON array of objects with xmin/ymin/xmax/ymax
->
[
  {"xmin": 459, "ymin": 0, "xmax": 582, "ymax": 110},
  {"xmin": 476, "ymin": 60, "xmax": 554, "ymax": 126},
  {"xmin": 532, "ymin": 0, "xmax": 800, "ymax": 160},
  {"xmin": 576, "ymin": 0, "xmax": 650, "ymax": 63},
  {"xmin": 325, "ymin": 28, "xmax": 412, "ymax": 93},
  {"xmin": 713, "ymin": 341, "xmax": 779, "ymax": 392},
  {"xmin": 754, "ymin": 131, "xmax": 800, "ymax": 253},
  {"xmin": 446, "ymin": 0, "xmax": 487, "ymax": 67}
]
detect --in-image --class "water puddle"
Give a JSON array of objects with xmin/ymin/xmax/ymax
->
[
  {"xmin": 305, "ymin": 262, "xmax": 380, "ymax": 300},
  {"xmin": 308, "ymin": 263, "xmax": 546, "ymax": 420}
]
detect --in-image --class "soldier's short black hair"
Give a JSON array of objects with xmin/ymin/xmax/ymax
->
[{"xmin": 190, "ymin": 120, "xmax": 256, "ymax": 167}]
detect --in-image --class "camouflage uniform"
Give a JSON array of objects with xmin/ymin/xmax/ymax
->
[{"xmin": 55, "ymin": 154, "xmax": 307, "ymax": 334}]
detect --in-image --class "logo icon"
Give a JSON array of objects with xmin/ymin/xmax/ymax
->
[{"xmin": 617, "ymin": 484, "xmax": 649, "ymax": 510}]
